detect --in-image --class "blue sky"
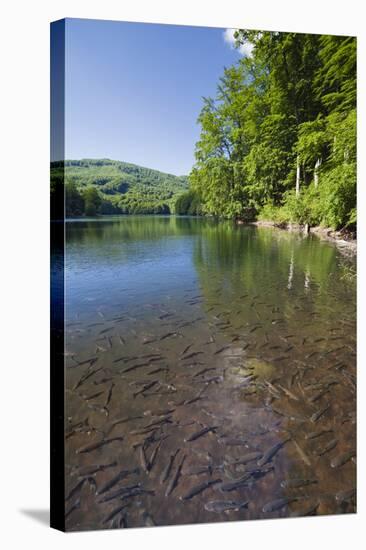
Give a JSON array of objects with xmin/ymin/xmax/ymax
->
[{"xmin": 62, "ymin": 19, "xmax": 243, "ymax": 175}]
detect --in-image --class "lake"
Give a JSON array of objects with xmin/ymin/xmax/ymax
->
[{"xmin": 64, "ymin": 215, "xmax": 356, "ymax": 529}]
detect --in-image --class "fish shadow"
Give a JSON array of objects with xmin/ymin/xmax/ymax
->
[{"xmin": 20, "ymin": 509, "xmax": 49, "ymax": 527}]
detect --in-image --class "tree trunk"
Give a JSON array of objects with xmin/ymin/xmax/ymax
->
[
  {"xmin": 314, "ymin": 158, "xmax": 321, "ymax": 188},
  {"xmin": 296, "ymin": 155, "xmax": 301, "ymax": 196}
]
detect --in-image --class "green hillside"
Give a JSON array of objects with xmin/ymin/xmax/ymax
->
[{"xmin": 51, "ymin": 159, "xmax": 188, "ymax": 217}]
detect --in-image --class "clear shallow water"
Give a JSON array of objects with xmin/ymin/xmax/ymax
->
[{"xmin": 64, "ymin": 216, "xmax": 356, "ymax": 530}]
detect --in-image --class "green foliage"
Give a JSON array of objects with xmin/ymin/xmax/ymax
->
[
  {"xmin": 315, "ymin": 36, "xmax": 356, "ymax": 113},
  {"xmin": 175, "ymin": 190, "xmax": 202, "ymax": 215},
  {"xmin": 65, "ymin": 182, "xmax": 84, "ymax": 217},
  {"xmin": 83, "ymin": 187, "xmax": 102, "ymax": 216},
  {"xmin": 258, "ymin": 202, "xmax": 289, "ymax": 225},
  {"xmin": 260, "ymin": 164, "xmax": 356, "ymax": 230},
  {"xmin": 318, "ymin": 163, "xmax": 356, "ymax": 228},
  {"xmin": 296, "ymin": 118, "xmax": 326, "ymax": 166},
  {"xmin": 51, "ymin": 159, "xmax": 188, "ymax": 217},
  {"xmin": 190, "ymin": 31, "xmax": 356, "ymax": 230}
]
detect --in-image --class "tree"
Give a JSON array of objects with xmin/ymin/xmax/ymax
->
[
  {"xmin": 190, "ymin": 30, "xmax": 356, "ymax": 230},
  {"xmin": 175, "ymin": 190, "xmax": 201, "ymax": 215},
  {"xmin": 65, "ymin": 182, "xmax": 84, "ymax": 217},
  {"xmin": 83, "ymin": 187, "xmax": 102, "ymax": 216}
]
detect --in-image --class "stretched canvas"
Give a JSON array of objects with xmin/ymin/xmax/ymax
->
[{"xmin": 50, "ymin": 18, "xmax": 357, "ymax": 532}]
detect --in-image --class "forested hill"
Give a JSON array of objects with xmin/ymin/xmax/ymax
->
[
  {"xmin": 184, "ymin": 32, "xmax": 356, "ymax": 231},
  {"xmin": 51, "ymin": 159, "xmax": 188, "ymax": 217}
]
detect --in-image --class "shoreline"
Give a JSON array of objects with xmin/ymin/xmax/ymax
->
[
  {"xmin": 244, "ymin": 220, "xmax": 357, "ymax": 255},
  {"xmin": 62, "ymin": 214, "xmax": 357, "ymax": 255}
]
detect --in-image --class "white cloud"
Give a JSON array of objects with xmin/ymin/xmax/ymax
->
[{"xmin": 223, "ymin": 28, "xmax": 253, "ymax": 57}]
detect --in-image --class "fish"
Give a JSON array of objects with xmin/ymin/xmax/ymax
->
[
  {"xmin": 80, "ymin": 390, "xmax": 105, "ymax": 402},
  {"xmin": 308, "ymin": 389, "xmax": 330, "ymax": 403},
  {"xmin": 160, "ymin": 449, "xmax": 180, "ymax": 484},
  {"xmin": 66, "ymin": 478, "xmax": 85, "ymax": 501},
  {"xmin": 87, "ymin": 403, "xmax": 109, "ymax": 416},
  {"xmin": 219, "ymin": 474, "xmax": 252, "ymax": 492},
  {"xmin": 290, "ymin": 501, "xmax": 319, "ymax": 517},
  {"xmin": 139, "ymin": 444, "xmax": 149, "ymax": 473},
  {"xmin": 141, "ymin": 353, "xmax": 163, "ymax": 360},
  {"xmin": 123, "ymin": 362, "xmax": 151, "ymax": 373},
  {"xmin": 133, "ymin": 381, "xmax": 158, "ymax": 398},
  {"xmin": 145, "ymin": 407, "xmax": 175, "ymax": 417},
  {"xmin": 186, "ymin": 464, "xmax": 223, "ymax": 476},
  {"xmin": 203, "ymin": 375, "xmax": 224, "ymax": 385},
  {"xmin": 130, "ymin": 426, "xmax": 160, "ymax": 436},
  {"xmin": 194, "ymin": 367, "xmax": 216, "ymax": 377},
  {"xmin": 214, "ymin": 346, "xmax": 230, "ymax": 355},
  {"xmin": 73, "ymin": 366, "xmax": 103, "ymax": 390},
  {"xmin": 77, "ymin": 436, "xmax": 124, "ymax": 454},
  {"xmin": 98, "ymin": 484, "xmax": 141, "ymax": 503},
  {"xmin": 281, "ymin": 478, "xmax": 317, "ymax": 489},
  {"xmin": 113, "ymin": 357, "xmax": 127, "ymax": 363},
  {"xmin": 107, "ymin": 415, "xmax": 143, "ymax": 433},
  {"xmin": 148, "ymin": 367, "xmax": 169, "ymax": 375},
  {"xmin": 264, "ymin": 380, "xmax": 281, "ymax": 399},
  {"xmin": 158, "ymin": 312, "xmax": 173, "ymax": 320},
  {"xmin": 142, "ymin": 337, "xmax": 157, "ymax": 345},
  {"xmin": 180, "ymin": 351, "xmax": 203, "ymax": 360},
  {"xmin": 142, "ymin": 431, "xmax": 165, "ymax": 448},
  {"xmin": 147, "ymin": 439, "xmax": 164, "ymax": 472},
  {"xmin": 119, "ymin": 486, "xmax": 155, "ymax": 502},
  {"xmin": 278, "ymin": 384, "xmax": 299, "ymax": 401},
  {"xmin": 76, "ymin": 461, "xmax": 117, "ymax": 476},
  {"xmin": 185, "ymin": 426, "xmax": 218, "ymax": 442},
  {"xmin": 262, "ymin": 497, "xmax": 299, "ymax": 513},
  {"xmin": 314, "ymin": 438, "xmax": 338, "ymax": 456},
  {"xmin": 165, "ymin": 454, "xmax": 186, "ymax": 497},
  {"xmin": 97, "ymin": 467, "xmax": 139, "ymax": 495},
  {"xmin": 310, "ymin": 404, "xmax": 330, "ymax": 423},
  {"xmin": 160, "ymin": 331, "xmax": 180, "ymax": 340},
  {"xmin": 77, "ymin": 357, "xmax": 98, "ymax": 367},
  {"xmin": 305, "ymin": 429, "xmax": 333, "ymax": 440},
  {"xmin": 335, "ymin": 488, "xmax": 356, "ymax": 502},
  {"xmin": 292, "ymin": 440, "xmax": 311, "ymax": 466},
  {"xmin": 96, "ymin": 345, "xmax": 107, "ymax": 353},
  {"xmin": 102, "ymin": 504, "xmax": 129, "ymax": 524},
  {"xmin": 65, "ymin": 498, "xmax": 80, "ymax": 519},
  {"xmin": 257, "ymin": 437, "xmax": 290, "ymax": 467},
  {"xmin": 104, "ymin": 382, "xmax": 115, "ymax": 407},
  {"xmin": 141, "ymin": 417, "xmax": 172, "ymax": 430},
  {"xmin": 99, "ymin": 327, "xmax": 113, "ymax": 335},
  {"xmin": 272, "ymin": 355, "xmax": 289, "ymax": 362},
  {"xmin": 181, "ymin": 479, "xmax": 222, "ymax": 501},
  {"xmin": 204, "ymin": 500, "xmax": 248, "ymax": 513},
  {"xmin": 141, "ymin": 511, "xmax": 156, "ymax": 526},
  {"xmin": 225, "ymin": 452, "xmax": 263, "ymax": 466},
  {"xmin": 176, "ymin": 389, "xmax": 206, "ymax": 407},
  {"xmin": 330, "ymin": 450, "xmax": 356, "ymax": 468}
]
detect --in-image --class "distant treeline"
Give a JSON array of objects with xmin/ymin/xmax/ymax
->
[
  {"xmin": 63, "ymin": 181, "xmax": 170, "ymax": 217},
  {"xmin": 187, "ymin": 32, "xmax": 356, "ymax": 230},
  {"xmin": 50, "ymin": 159, "xmax": 187, "ymax": 218}
]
